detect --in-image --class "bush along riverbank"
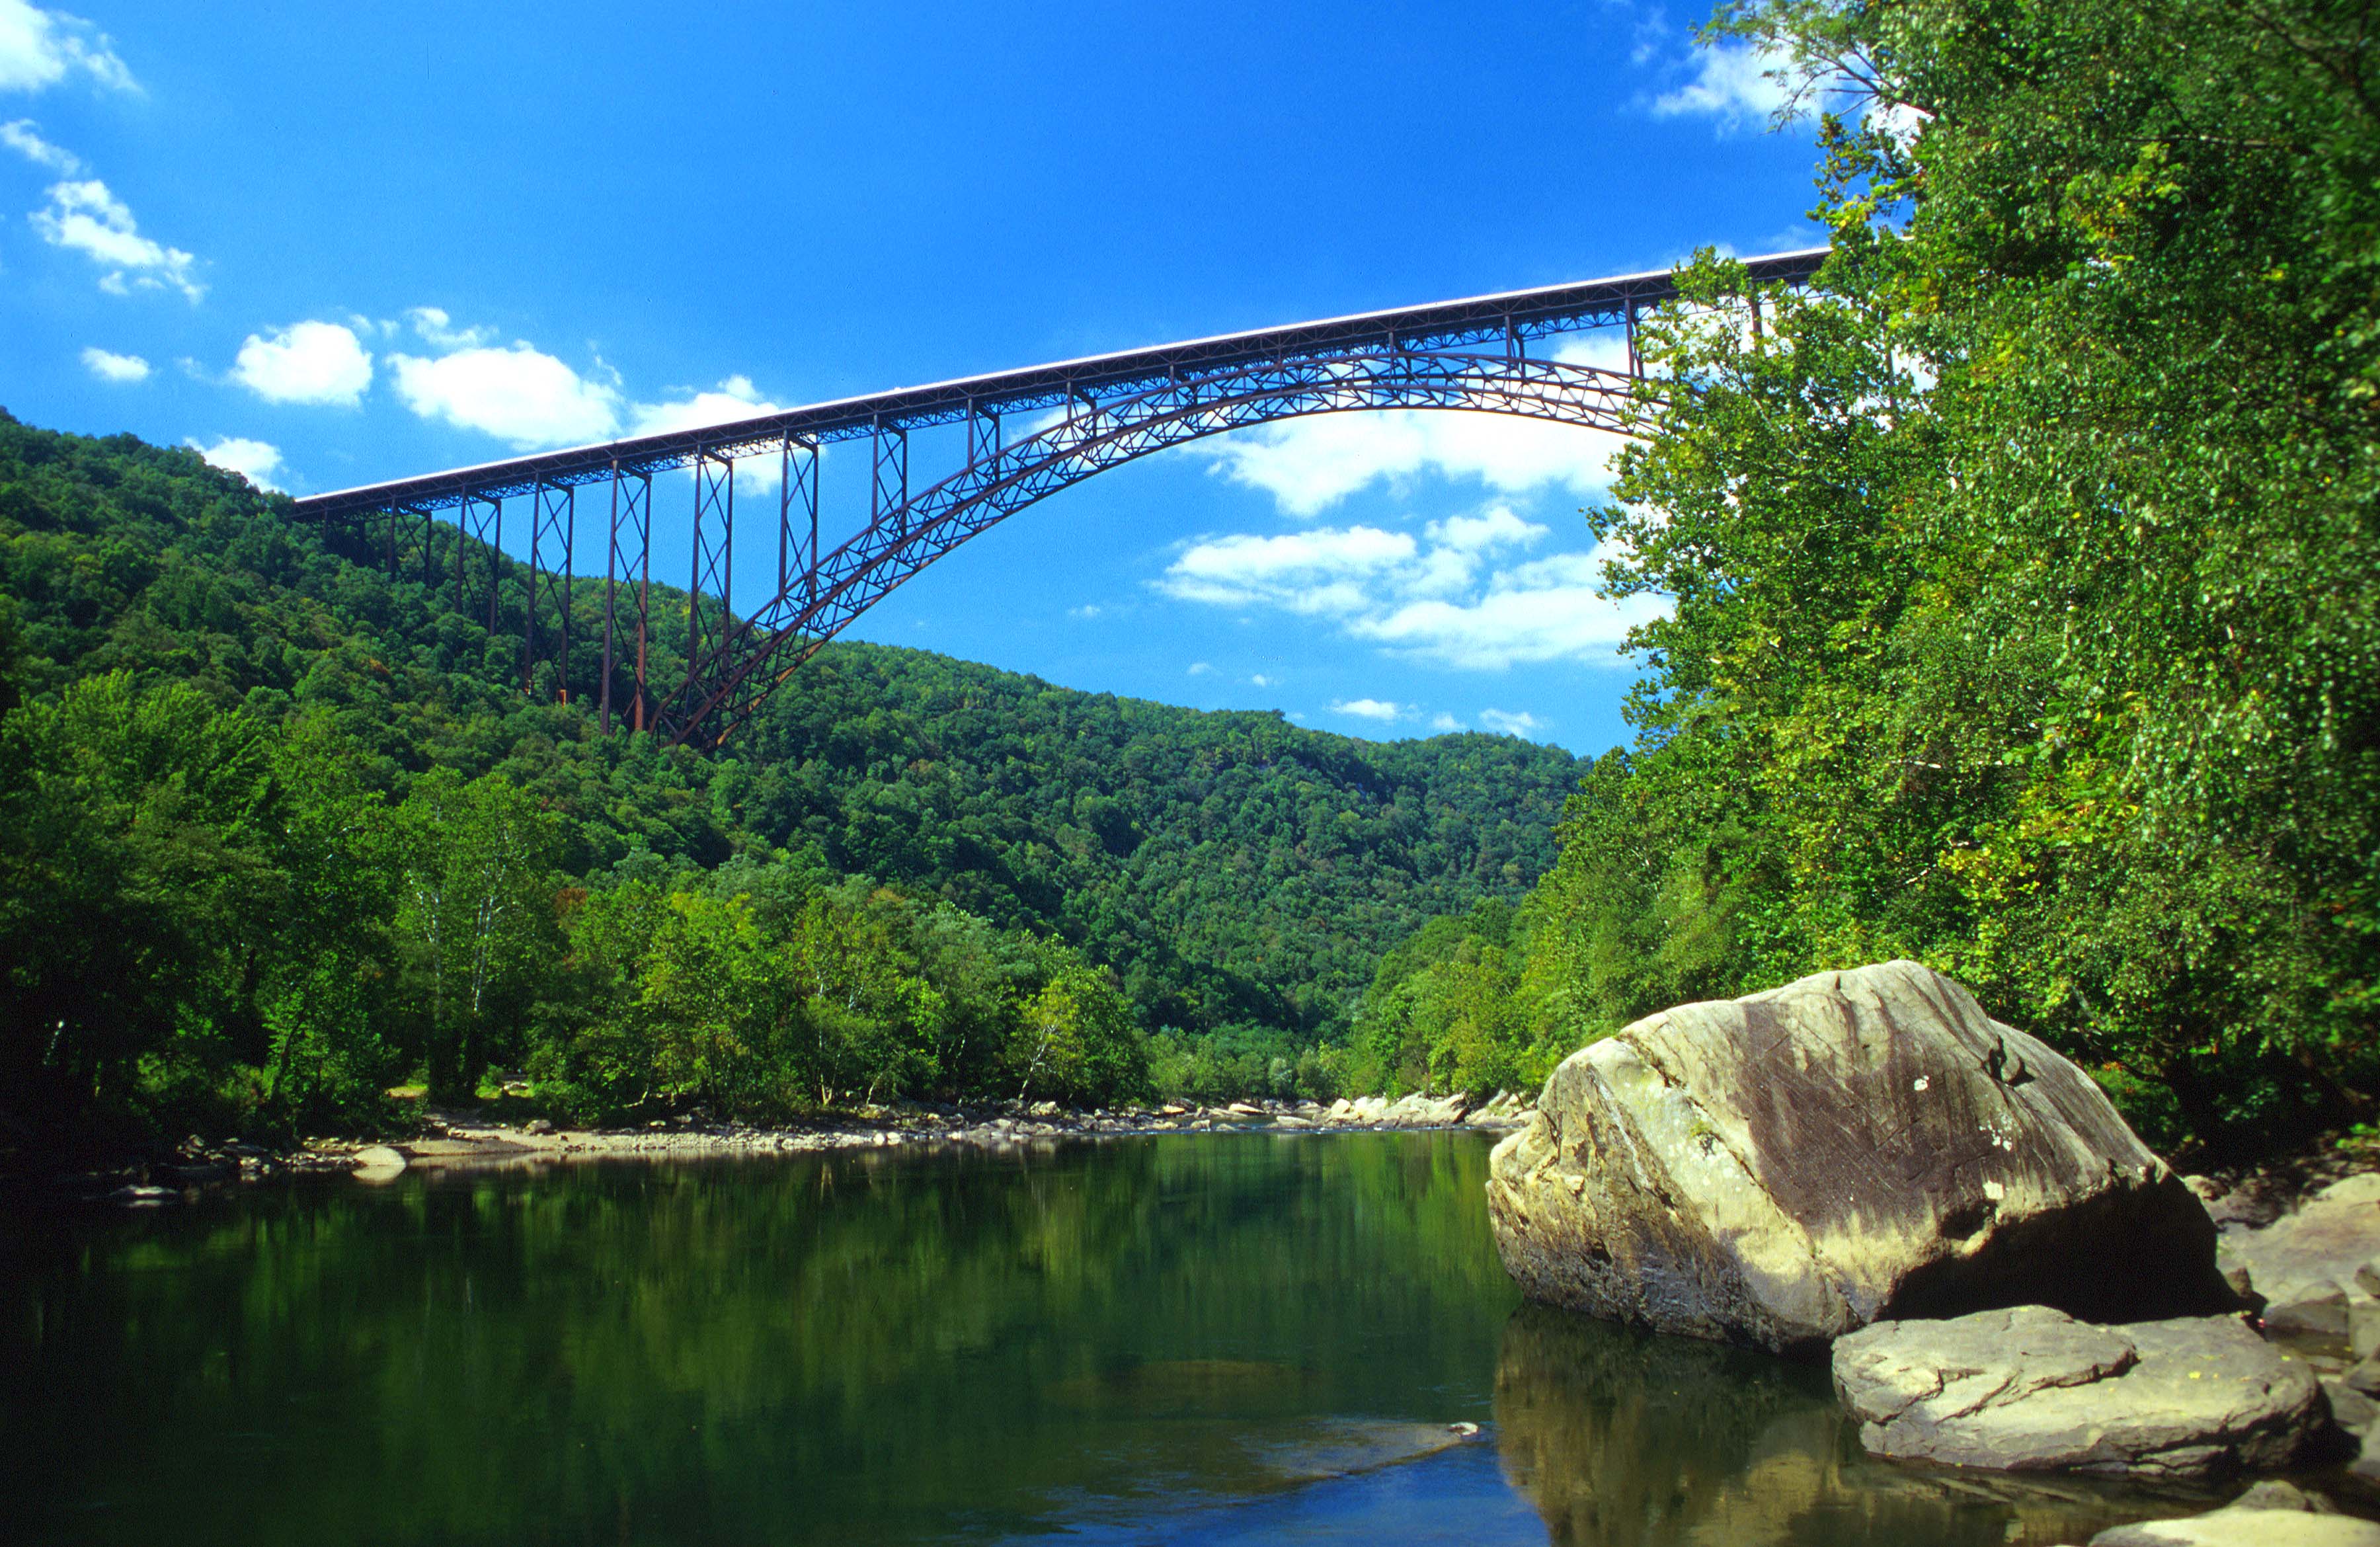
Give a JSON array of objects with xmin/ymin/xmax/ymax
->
[{"xmin": 36, "ymin": 1088, "xmax": 1538, "ymax": 1208}]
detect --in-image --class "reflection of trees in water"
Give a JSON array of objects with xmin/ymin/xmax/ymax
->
[
  {"xmin": 1, "ymin": 1134, "xmax": 1521, "ymax": 1547},
  {"xmin": 1491, "ymin": 1303, "xmax": 2215, "ymax": 1547}
]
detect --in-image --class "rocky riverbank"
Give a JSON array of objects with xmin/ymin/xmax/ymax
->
[
  {"xmin": 42, "ymin": 1088, "xmax": 1534, "ymax": 1205},
  {"xmin": 1487, "ymin": 961, "xmax": 2380, "ymax": 1543}
]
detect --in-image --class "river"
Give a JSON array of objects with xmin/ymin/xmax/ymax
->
[{"xmin": 1, "ymin": 1132, "xmax": 2213, "ymax": 1545}]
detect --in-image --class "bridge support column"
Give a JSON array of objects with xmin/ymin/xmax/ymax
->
[
  {"xmin": 602, "ymin": 463, "xmax": 653, "ymax": 734},
  {"xmin": 779, "ymin": 434, "xmax": 818, "ymax": 604},
  {"xmin": 688, "ymin": 450, "xmax": 734, "ymax": 691},
  {"xmin": 871, "ymin": 419, "xmax": 906, "ymax": 537},
  {"xmin": 528, "ymin": 481, "xmax": 575, "ymax": 702},
  {"xmin": 966, "ymin": 401, "xmax": 1001, "ymax": 468},
  {"xmin": 457, "ymin": 491, "xmax": 502, "ymax": 633}
]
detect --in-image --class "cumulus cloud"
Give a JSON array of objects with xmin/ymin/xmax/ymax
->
[
  {"xmin": 186, "ymin": 435, "xmax": 282, "ymax": 491},
  {"xmin": 405, "ymin": 306, "xmax": 492, "ymax": 350},
  {"xmin": 1479, "ymin": 708, "xmax": 1546, "ymax": 738},
  {"xmin": 627, "ymin": 374, "xmax": 782, "ymax": 438},
  {"xmin": 1, "ymin": 115, "xmax": 77, "ymax": 170},
  {"xmin": 1249, "ymin": 673, "xmax": 1275, "ymax": 688},
  {"xmin": 388, "ymin": 340, "xmax": 622, "ymax": 450},
  {"xmin": 79, "ymin": 344, "xmax": 145, "ymax": 381},
  {"xmin": 30, "ymin": 178, "xmax": 200, "ymax": 299},
  {"xmin": 1158, "ymin": 525, "xmax": 1417, "ymax": 613},
  {"xmin": 1186, "ymin": 333, "xmax": 1634, "ymax": 516},
  {"xmin": 1653, "ymin": 42, "xmax": 1792, "ymax": 126},
  {"xmin": 388, "ymin": 310, "xmax": 789, "ymax": 473},
  {"xmin": 1331, "ymin": 698, "xmax": 1404, "ymax": 723},
  {"xmin": 231, "ymin": 320, "xmax": 373, "ymax": 405},
  {"xmin": 1158, "ymin": 503, "xmax": 1663, "ymax": 670},
  {"xmin": 0, "ymin": 1, "xmax": 135, "ymax": 95},
  {"xmin": 1429, "ymin": 713, "xmax": 1464, "ymax": 733},
  {"xmin": 1186, "ymin": 661, "xmax": 1212, "ymax": 676}
]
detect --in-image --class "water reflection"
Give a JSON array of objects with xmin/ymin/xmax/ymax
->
[
  {"xmin": 1, "ymin": 1134, "xmax": 2250, "ymax": 1547},
  {"xmin": 1493, "ymin": 1302, "xmax": 2223, "ymax": 1547},
  {"xmin": 1, "ymin": 1134, "xmax": 1517, "ymax": 1547}
]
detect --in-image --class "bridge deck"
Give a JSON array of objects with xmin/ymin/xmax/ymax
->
[{"xmin": 292, "ymin": 248, "xmax": 1826, "ymax": 520}]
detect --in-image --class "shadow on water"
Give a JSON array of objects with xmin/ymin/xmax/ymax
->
[{"xmin": 1493, "ymin": 1302, "xmax": 2228, "ymax": 1547}]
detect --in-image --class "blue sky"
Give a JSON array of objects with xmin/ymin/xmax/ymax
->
[{"xmin": 1, "ymin": 1, "xmax": 1814, "ymax": 754}]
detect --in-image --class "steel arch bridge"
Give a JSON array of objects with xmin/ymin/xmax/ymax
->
[{"xmin": 294, "ymin": 247, "xmax": 1825, "ymax": 748}]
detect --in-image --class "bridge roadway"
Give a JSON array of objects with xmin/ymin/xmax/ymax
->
[{"xmin": 291, "ymin": 247, "xmax": 1827, "ymax": 746}]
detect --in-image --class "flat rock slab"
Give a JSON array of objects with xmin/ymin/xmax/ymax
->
[
  {"xmin": 1488, "ymin": 961, "xmax": 2233, "ymax": 1353},
  {"xmin": 1835, "ymin": 1306, "xmax": 2324, "ymax": 1476},
  {"xmin": 2088, "ymin": 1481, "xmax": 2380, "ymax": 1546}
]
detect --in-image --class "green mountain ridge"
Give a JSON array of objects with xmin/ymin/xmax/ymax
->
[{"xmin": 0, "ymin": 408, "xmax": 1579, "ymax": 1142}]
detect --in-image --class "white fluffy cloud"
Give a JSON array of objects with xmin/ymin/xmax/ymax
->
[
  {"xmin": 1653, "ymin": 42, "xmax": 1792, "ymax": 125},
  {"xmin": 1479, "ymin": 708, "xmax": 1546, "ymax": 738},
  {"xmin": 1187, "ymin": 334, "xmax": 1634, "ymax": 516},
  {"xmin": 387, "ymin": 313, "xmax": 790, "ymax": 460},
  {"xmin": 1158, "ymin": 525, "xmax": 1417, "ymax": 614},
  {"xmin": 80, "ymin": 344, "xmax": 145, "ymax": 381},
  {"xmin": 405, "ymin": 306, "xmax": 493, "ymax": 350},
  {"xmin": 1, "ymin": 116, "xmax": 77, "ymax": 170},
  {"xmin": 1429, "ymin": 712, "xmax": 1464, "ymax": 733},
  {"xmin": 30, "ymin": 178, "xmax": 200, "ymax": 299},
  {"xmin": 627, "ymin": 374, "xmax": 782, "ymax": 438},
  {"xmin": 1158, "ymin": 503, "xmax": 1663, "ymax": 670},
  {"xmin": 1331, "ymin": 698, "xmax": 1404, "ymax": 723},
  {"xmin": 186, "ymin": 435, "xmax": 282, "ymax": 491},
  {"xmin": 232, "ymin": 320, "xmax": 373, "ymax": 405},
  {"xmin": 0, "ymin": 1, "xmax": 134, "ymax": 95},
  {"xmin": 388, "ymin": 341, "xmax": 622, "ymax": 450}
]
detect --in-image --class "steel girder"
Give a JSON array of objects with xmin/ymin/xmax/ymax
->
[{"xmin": 656, "ymin": 349, "xmax": 1643, "ymax": 747}]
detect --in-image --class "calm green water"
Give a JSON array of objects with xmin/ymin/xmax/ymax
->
[{"xmin": 2, "ymin": 1133, "xmax": 2207, "ymax": 1546}]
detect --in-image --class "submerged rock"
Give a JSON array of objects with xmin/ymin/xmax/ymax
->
[
  {"xmin": 1486, "ymin": 961, "xmax": 2232, "ymax": 1353},
  {"xmin": 1833, "ymin": 1306, "xmax": 2325, "ymax": 1476},
  {"xmin": 1493, "ymin": 1301, "xmax": 2182, "ymax": 1547}
]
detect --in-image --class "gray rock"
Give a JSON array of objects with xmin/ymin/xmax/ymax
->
[
  {"xmin": 2324, "ymin": 1375, "xmax": 2379, "ymax": 1433},
  {"xmin": 2354, "ymin": 1422, "xmax": 2380, "ymax": 1483},
  {"xmin": 2348, "ymin": 1355, "xmax": 2380, "ymax": 1397},
  {"xmin": 350, "ymin": 1144, "xmax": 407, "ymax": 1176},
  {"xmin": 1834, "ymin": 1306, "xmax": 2324, "ymax": 1476},
  {"xmin": 2088, "ymin": 1481, "xmax": 2380, "ymax": 1546},
  {"xmin": 2226, "ymin": 1175, "xmax": 2380, "ymax": 1349},
  {"xmin": 2268, "ymin": 1278, "xmax": 2354, "ymax": 1340},
  {"xmin": 1487, "ymin": 961, "xmax": 2234, "ymax": 1352}
]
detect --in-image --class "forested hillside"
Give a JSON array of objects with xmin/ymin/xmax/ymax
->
[
  {"xmin": 1349, "ymin": 0, "xmax": 2379, "ymax": 1160},
  {"xmin": 0, "ymin": 413, "xmax": 1576, "ymax": 1151}
]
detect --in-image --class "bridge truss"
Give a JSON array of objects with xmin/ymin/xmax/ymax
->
[{"xmin": 293, "ymin": 248, "xmax": 1826, "ymax": 748}]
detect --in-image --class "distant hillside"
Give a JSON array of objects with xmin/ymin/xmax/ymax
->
[{"xmin": 0, "ymin": 411, "xmax": 1578, "ymax": 1056}]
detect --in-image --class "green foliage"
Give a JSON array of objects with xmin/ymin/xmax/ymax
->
[
  {"xmin": 0, "ymin": 412, "xmax": 1567, "ymax": 1146},
  {"xmin": 1353, "ymin": 0, "xmax": 2380, "ymax": 1154}
]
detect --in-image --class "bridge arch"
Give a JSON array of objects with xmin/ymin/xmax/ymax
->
[
  {"xmin": 292, "ymin": 249, "xmax": 1824, "ymax": 748},
  {"xmin": 660, "ymin": 350, "xmax": 1642, "ymax": 745}
]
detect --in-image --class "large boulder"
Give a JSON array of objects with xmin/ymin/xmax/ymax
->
[
  {"xmin": 1486, "ymin": 961, "xmax": 2233, "ymax": 1352},
  {"xmin": 1833, "ymin": 1306, "xmax": 2325, "ymax": 1476}
]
